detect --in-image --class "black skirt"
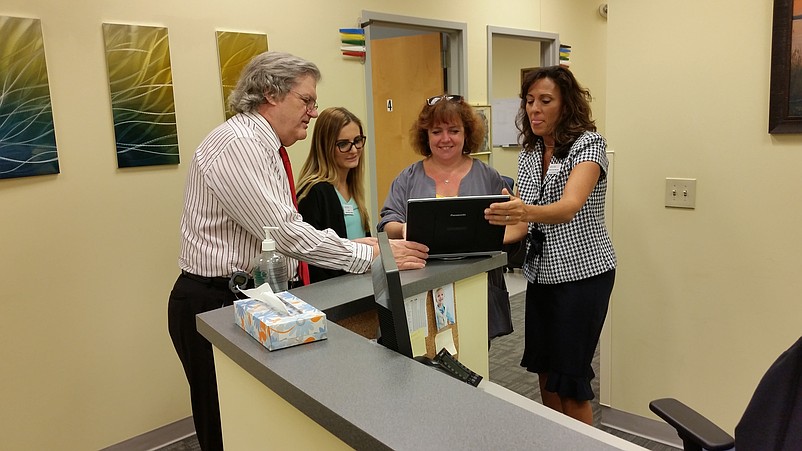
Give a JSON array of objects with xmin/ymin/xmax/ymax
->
[{"xmin": 520, "ymin": 269, "xmax": 615, "ymax": 401}]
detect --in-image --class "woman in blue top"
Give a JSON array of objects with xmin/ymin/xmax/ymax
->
[
  {"xmin": 486, "ymin": 66, "xmax": 617, "ymax": 425},
  {"xmin": 297, "ymin": 107, "xmax": 372, "ymax": 283}
]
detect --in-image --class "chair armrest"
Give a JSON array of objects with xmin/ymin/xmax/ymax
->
[{"xmin": 649, "ymin": 398, "xmax": 734, "ymax": 451}]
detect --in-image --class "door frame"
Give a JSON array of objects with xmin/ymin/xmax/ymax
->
[
  {"xmin": 360, "ymin": 11, "xmax": 468, "ymax": 233},
  {"xmin": 486, "ymin": 25, "xmax": 559, "ymax": 101},
  {"xmin": 486, "ymin": 26, "xmax": 559, "ymax": 169}
]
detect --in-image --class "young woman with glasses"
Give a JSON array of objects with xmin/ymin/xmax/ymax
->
[
  {"xmin": 297, "ymin": 107, "xmax": 372, "ymax": 283},
  {"xmin": 378, "ymin": 94, "xmax": 525, "ymax": 341}
]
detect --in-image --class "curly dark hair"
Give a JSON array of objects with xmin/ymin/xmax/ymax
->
[
  {"xmin": 410, "ymin": 96, "xmax": 486, "ymax": 156},
  {"xmin": 515, "ymin": 66, "xmax": 595, "ymax": 159}
]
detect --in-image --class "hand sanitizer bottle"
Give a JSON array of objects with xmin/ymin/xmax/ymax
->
[{"xmin": 253, "ymin": 226, "xmax": 289, "ymax": 292}]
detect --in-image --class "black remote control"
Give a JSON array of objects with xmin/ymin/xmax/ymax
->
[{"xmin": 433, "ymin": 348, "xmax": 483, "ymax": 387}]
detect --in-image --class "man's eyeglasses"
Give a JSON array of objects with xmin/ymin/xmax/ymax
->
[
  {"xmin": 335, "ymin": 135, "xmax": 367, "ymax": 152},
  {"xmin": 290, "ymin": 90, "xmax": 318, "ymax": 113},
  {"xmin": 426, "ymin": 94, "xmax": 464, "ymax": 106}
]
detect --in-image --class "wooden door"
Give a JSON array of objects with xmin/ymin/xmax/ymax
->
[{"xmin": 370, "ymin": 32, "xmax": 444, "ymax": 213}]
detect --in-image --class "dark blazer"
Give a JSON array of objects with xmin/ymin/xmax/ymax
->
[{"xmin": 297, "ymin": 182, "xmax": 369, "ymax": 283}]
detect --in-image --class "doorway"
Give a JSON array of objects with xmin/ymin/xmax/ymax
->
[
  {"xmin": 370, "ymin": 32, "xmax": 443, "ymax": 215},
  {"xmin": 486, "ymin": 26, "xmax": 559, "ymax": 183},
  {"xmin": 361, "ymin": 11, "xmax": 467, "ymax": 231}
]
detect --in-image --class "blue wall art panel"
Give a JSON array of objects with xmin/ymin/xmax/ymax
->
[
  {"xmin": 102, "ymin": 23, "xmax": 179, "ymax": 168},
  {"xmin": 0, "ymin": 16, "xmax": 59, "ymax": 180}
]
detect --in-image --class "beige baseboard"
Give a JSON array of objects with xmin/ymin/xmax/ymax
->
[
  {"xmin": 100, "ymin": 417, "xmax": 194, "ymax": 451},
  {"xmin": 601, "ymin": 405, "xmax": 682, "ymax": 449}
]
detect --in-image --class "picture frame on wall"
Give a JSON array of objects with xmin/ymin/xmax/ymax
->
[
  {"xmin": 768, "ymin": 0, "xmax": 802, "ymax": 134},
  {"xmin": 472, "ymin": 105, "xmax": 492, "ymax": 154},
  {"xmin": 520, "ymin": 67, "xmax": 538, "ymax": 85}
]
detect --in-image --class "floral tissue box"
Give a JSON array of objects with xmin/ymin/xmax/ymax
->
[{"xmin": 234, "ymin": 292, "xmax": 327, "ymax": 351}]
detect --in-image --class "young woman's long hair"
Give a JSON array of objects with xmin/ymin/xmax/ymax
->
[
  {"xmin": 297, "ymin": 107, "xmax": 370, "ymax": 233},
  {"xmin": 515, "ymin": 66, "xmax": 595, "ymax": 159}
]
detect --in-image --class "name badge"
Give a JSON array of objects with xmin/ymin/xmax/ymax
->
[
  {"xmin": 546, "ymin": 163, "xmax": 562, "ymax": 176},
  {"xmin": 343, "ymin": 204, "xmax": 355, "ymax": 215}
]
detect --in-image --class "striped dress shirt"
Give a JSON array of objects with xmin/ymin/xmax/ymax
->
[{"xmin": 178, "ymin": 111, "xmax": 373, "ymax": 280}]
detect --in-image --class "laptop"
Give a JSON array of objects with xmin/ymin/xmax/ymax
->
[{"xmin": 405, "ymin": 195, "xmax": 509, "ymax": 259}]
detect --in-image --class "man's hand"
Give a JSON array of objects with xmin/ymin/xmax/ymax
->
[
  {"xmin": 353, "ymin": 237, "xmax": 378, "ymax": 247},
  {"xmin": 388, "ymin": 239, "xmax": 428, "ymax": 270}
]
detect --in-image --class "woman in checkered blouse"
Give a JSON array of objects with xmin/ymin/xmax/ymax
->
[{"xmin": 485, "ymin": 66, "xmax": 616, "ymax": 426}]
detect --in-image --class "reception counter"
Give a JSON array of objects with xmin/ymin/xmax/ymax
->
[{"xmin": 197, "ymin": 254, "xmax": 644, "ymax": 450}]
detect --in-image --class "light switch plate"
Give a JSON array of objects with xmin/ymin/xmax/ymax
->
[{"xmin": 665, "ymin": 178, "xmax": 696, "ymax": 208}]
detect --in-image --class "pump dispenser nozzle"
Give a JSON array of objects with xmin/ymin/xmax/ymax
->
[
  {"xmin": 253, "ymin": 226, "xmax": 289, "ymax": 292},
  {"xmin": 262, "ymin": 226, "xmax": 278, "ymax": 252}
]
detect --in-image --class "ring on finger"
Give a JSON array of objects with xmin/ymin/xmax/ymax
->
[{"xmin": 505, "ymin": 215, "xmax": 510, "ymax": 221}]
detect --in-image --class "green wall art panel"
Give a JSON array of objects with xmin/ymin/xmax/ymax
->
[
  {"xmin": 0, "ymin": 16, "xmax": 59, "ymax": 180},
  {"xmin": 216, "ymin": 31, "xmax": 268, "ymax": 120},
  {"xmin": 102, "ymin": 23, "xmax": 179, "ymax": 168}
]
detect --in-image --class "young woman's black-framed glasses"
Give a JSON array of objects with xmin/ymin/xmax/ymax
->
[
  {"xmin": 426, "ymin": 94, "xmax": 464, "ymax": 106},
  {"xmin": 335, "ymin": 135, "xmax": 367, "ymax": 152}
]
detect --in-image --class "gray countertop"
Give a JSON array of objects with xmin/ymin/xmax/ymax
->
[
  {"xmin": 197, "ymin": 253, "xmax": 639, "ymax": 450},
  {"xmin": 288, "ymin": 253, "xmax": 507, "ymax": 321}
]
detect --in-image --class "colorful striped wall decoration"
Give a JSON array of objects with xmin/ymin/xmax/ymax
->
[
  {"xmin": 339, "ymin": 28, "xmax": 365, "ymax": 59},
  {"xmin": 559, "ymin": 44, "xmax": 572, "ymax": 68}
]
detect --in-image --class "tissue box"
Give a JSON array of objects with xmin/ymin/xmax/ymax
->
[{"xmin": 234, "ymin": 292, "xmax": 327, "ymax": 351}]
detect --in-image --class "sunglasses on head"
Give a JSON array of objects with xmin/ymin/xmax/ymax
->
[{"xmin": 426, "ymin": 94, "xmax": 464, "ymax": 106}]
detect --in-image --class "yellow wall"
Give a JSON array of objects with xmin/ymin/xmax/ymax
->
[
  {"xmin": 486, "ymin": 3, "xmax": 608, "ymax": 188},
  {"xmin": 607, "ymin": 0, "xmax": 802, "ymax": 432},
  {"xmin": 489, "ymin": 35, "xmax": 540, "ymax": 180},
  {"xmin": 0, "ymin": 0, "xmax": 566, "ymax": 449},
  {"xmin": 7, "ymin": 0, "xmax": 792, "ymax": 448}
]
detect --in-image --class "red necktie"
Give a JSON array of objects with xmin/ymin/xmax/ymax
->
[{"xmin": 278, "ymin": 146, "xmax": 310, "ymax": 286}]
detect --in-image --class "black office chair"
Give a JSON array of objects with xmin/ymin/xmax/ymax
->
[
  {"xmin": 649, "ymin": 335, "xmax": 802, "ymax": 451},
  {"xmin": 500, "ymin": 175, "xmax": 514, "ymax": 193}
]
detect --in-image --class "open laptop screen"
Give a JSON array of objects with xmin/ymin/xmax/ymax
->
[{"xmin": 405, "ymin": 195, "xmax": 509, "ymax": 259}]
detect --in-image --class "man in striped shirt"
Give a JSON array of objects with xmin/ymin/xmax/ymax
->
[{"xmin": 167, "ymin": 51, "xmax": 428, "ymax": 451}]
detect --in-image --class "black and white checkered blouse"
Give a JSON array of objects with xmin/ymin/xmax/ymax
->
[{"xmin": 517, "ymin": 131, "xmax": 616, "ymax": 284}]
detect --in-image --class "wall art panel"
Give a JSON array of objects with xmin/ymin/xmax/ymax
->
[
  {"xmin": 0, "ymin": 16, "xmax": 59, "ymax": 180},
  {"xmin": 102, "ymin": 23, "xmax": 179, "ymax": 167},
  {"xmin": 215, "ymin": 31, "xmax": 268, "ymax": 119}
]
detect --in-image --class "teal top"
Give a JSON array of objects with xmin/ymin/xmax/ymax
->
[{"xmin": 336, "ymin": 190, "xmax": 367, "ymax": 240}]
